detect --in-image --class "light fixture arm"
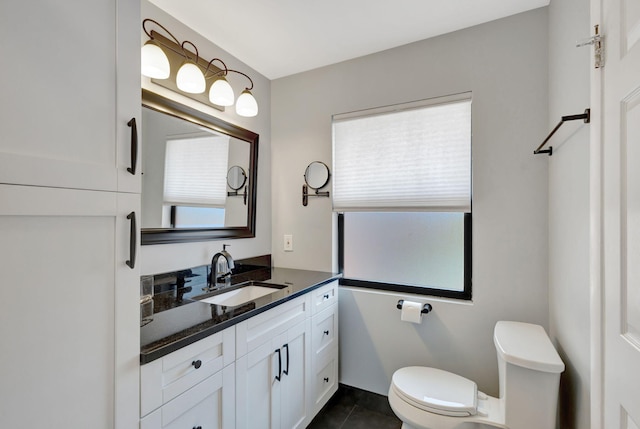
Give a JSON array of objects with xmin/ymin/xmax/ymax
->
[
  {"xmin": 204, "ymin": 58, "xmax": 229, "ymax": 77},
  {"xmin": 226, "ymin": 69, "xmax": 254, "ymax": 91},
  {"xmin": 143, "ymin": 18, "xmax": 181, "ymax": 50},
  {"xmin": 180, "ymin": 40, "xmax": 200, "ymax": 64}
]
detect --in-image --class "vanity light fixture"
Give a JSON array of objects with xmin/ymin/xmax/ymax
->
[{"xmin": 141, "ymin": 19, "xmax": 259, "ymax": 117}]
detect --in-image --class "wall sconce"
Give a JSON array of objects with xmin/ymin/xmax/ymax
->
[{"xmin": 141, "ymin": 19, "xmax": 259, "ymax": 117}]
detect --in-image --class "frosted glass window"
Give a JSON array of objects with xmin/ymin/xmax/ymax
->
[
  {"xmin": 163, "ymin": 135, "xmax": 229, "ymax": 207},
  {"xmin": 343, "ymin": 212, "xmax": 466, "ymax": 292},
  {"xmin": 173, "ymin": 206, "xmax": 225, "ymax": 228},
  {"xmin": 332, "ymin": 94, "xmax": 471, "ymax": 212}
]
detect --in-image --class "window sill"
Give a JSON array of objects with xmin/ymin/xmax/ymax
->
[{"xmin": 338, "ymin": 278, "xmax": 471, "ymax": 301}]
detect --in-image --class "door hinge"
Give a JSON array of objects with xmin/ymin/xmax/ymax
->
[{"xmin": 577, "ymin": 24, "xmax": 604, "ymax": 69}]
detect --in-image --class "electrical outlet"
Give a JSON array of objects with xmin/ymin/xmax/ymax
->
[{"xmin": 284, "ymin": 234, "xmax": 293, "ymax": 252}]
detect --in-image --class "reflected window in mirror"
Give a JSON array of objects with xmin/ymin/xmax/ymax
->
[{"xmin": 163, "ymin": 133, "xmax": 229, "ymax": 228}]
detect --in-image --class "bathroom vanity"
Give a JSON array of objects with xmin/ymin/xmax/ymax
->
[{"xmin": 140, "ymin": 264, "xmax": 340, "ymax": 429}]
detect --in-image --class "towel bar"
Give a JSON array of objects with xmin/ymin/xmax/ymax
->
[{"xmin": 534, "ymin": 108, "xmax": 590, "ymax": 156}]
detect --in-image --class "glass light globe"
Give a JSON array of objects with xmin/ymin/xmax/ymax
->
[
  {"xmin": 140, "ymin": 42, "xmax": 170, "ymax": 79},
  {"xmin": 235, "ymin": 90, "xmax": 258, "ymax": 117},
  {"xmin": 176, "ymin": 62, "xmax": 206, "ymax": 94},
  {"xmin": 209, "ymin": 77, "xmax": 235, "ymax": 106}
]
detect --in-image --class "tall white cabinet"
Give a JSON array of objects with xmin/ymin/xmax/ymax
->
[{"xmin": 0, "ymin": 1, "xmax": 141, "ymax": 428}]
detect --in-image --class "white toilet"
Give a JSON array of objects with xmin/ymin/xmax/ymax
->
[{"xmin": 388, "ymin": 321, "xmax": 565, "ymax": 429}]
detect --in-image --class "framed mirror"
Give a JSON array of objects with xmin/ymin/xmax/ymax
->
[{"xmin": 141, "ymin": 89, "xmax": 258, "ymax": 245}]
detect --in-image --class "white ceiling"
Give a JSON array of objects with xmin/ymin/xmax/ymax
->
[{"xmin": 149, "ymin": 0, "xmax": 549, "ymax": 80}]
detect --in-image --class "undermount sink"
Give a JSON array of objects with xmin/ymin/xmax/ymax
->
[{"xmin": 198, "ymin": 282, "xmax": 286, "ymax": 307}]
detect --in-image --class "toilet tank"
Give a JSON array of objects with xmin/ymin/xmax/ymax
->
[{"xmin": 493, "ymin": 321, "xmax": 565, "ymax": 429}]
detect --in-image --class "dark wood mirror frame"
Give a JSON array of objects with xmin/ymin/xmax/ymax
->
[{"xmin": 141, "ymin": 89, "xmax": 258, "ymax": 245}]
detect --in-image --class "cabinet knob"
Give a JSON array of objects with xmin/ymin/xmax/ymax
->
[
  {"xmin": 193, "ymin": 426, "xmax": 202, "ymax": 429},
  {"xmin": 192, "ymin": 360, "xmax": 202, "ymax": 369},
  {"xmin": 323, "ymin": 330, "xmax": 330, "ymax": 336},
  {"xmin": 324, "ymin": 377, "xmax": 330, "ymax": 382},
  {"xmin": 323, "ymin": 293, "xmax": 330, "ymax": 300}
]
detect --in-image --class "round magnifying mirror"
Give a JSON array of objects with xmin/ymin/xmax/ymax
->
[
  {"xmin": 227, "ymin": 166, "xmax": 247, "ymax": 190},
  {"xmin": 304, "ymin": 161, "xmax": 330, "ymax": 190}
]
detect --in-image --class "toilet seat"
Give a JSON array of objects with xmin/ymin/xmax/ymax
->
[{"xmin": 391, "ymin": 366, "xmax": 478, "ymax": 417}]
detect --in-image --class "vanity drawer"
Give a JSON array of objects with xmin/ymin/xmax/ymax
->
[
  {"xmin": 312, "ymin": 351, "xmax": 338, "ymax": 415},
  {"xmin": 235, "ymin": 293, "xmax": 309, "ymax": 357},
  {"xmin": 140, "ymin": 363, "xmax": 235, "ymax": 429},
  {"xmin": 311, "ymin": 280, "xmax": 338, "ymax": 315},
  {"xmin": 312, "ymin": 303, "xmax": 338, "ymax": 358},
  {"xmin": 140, "ymin": 327, "xmax": 235, "ymax": 417}
]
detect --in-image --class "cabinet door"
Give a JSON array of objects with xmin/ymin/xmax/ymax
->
[
  {"xmin": 0, "ymin": 0, "xmax": 141, "ymax": 193},
  {"xmin": 280, "ymin": 318, "xmax": 312, "ymax": 429},
  {"xmin": 0, "ymin": 185, "xmax": 140, "ymax": 429},
  {"xmin": 236, "ymin": 319, "xmax": 311, "ymax": 429},
  {"xmin": 236, "ymin": 337, "xmax": 283, "ymax": 429}
]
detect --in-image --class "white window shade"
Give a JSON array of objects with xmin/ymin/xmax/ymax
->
[
  {"xmin": 164, "ymin": 135, "xmax": 229, "ymax": 207},
  {"xmin": 332, "ymin": 96, "xmax": 471, "ymax": 212}
]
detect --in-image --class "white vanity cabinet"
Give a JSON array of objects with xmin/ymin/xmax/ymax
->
[
  {"xmin": 235, "ymin": 280, "xmax": 340, "ymax": 429},
  {"xmin": 235, "ymin": 293, "xmax": 312, "ymax": 429},
  {"xmin": 140, "ymin": 327, "xmax": 236, "ymax": 428},
  {"xmin": 310, "ymin": 281, "xmax": 340, "ymax": 415},
  {"xmin": 0, "ymin": 0, "xmax": 141, "ymax": 194}
]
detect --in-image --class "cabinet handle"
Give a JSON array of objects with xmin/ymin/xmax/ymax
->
[
  {"xmin": 192, "ymin": 360, "xmax": 202, "ymax": 369},
  {"xmin": 275, "ymin": 348, "xmax": 282, "ymax": 381},
  {"xmin": 324, "ymin": 377, "xmax": 329, "ymax": 382},
  {"xmin": 127, "ymin": 118, "xmax": 138, "ymax": 175},
  {"xmin": 323, "ymin": 293, "xmax": 330, "ymax": 300},
  {"xmin": 193, "ymin": 426, "xmax": 202, "ymax": 429},
  {"xmin": 324, "ymin": 330, "xmax": 330, "ymax": 336},
  {"xmin": 125, "ymin": 212, "xmax": 136, "ymax": 269},
  {"xmin": 283, "ymin": 344, "xmax": 289, "ymax": 376}
]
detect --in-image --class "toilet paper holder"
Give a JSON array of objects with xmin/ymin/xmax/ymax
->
[{"xmin": 397, "ymin": 300, "xmax": 433, "ymax": 314}]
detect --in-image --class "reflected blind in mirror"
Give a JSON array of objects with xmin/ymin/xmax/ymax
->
[
  {"xmin": 332, "ymin": 93, "xmax": 471, "ymax": 212},
  {"xmin": 163, "ymin": 135, "xmax": 229, "ymax": 207}
]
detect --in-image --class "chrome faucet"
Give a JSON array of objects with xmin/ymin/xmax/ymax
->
[{"xmin": 210, "ymin": 244, "xmax": 235, "ymax": 290}]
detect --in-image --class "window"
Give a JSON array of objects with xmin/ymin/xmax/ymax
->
[{"xmin": 333, "ymin": 93, "xmax": 472, "ymax": 299}]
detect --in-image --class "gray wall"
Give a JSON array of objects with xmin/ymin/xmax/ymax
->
[
  {"xmin": 139, "ymin": 0, "xmax": 272, "ymax": 275},
  {"xmin": 272, "ymin": 9, "xmax": 549, "ymax": 396},
  {"xmin": 548, "ymin": 0, "xmax": 592, "ymax": 427}
]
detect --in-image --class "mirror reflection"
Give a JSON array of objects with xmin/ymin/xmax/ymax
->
[
  {"xmin": 142, "ymin": 107, "xmax": 250, "ymax": 228},
  {"xmin": 140, "ymin": 89, "xmax": 258, "ymax": 244},
  {"xmin": 305, "ymin": 161, "xmax": 330, "ymax": 190},
  {"xmin": 227, "ymin": 165, "xmax": 247, "ymax": 190}
]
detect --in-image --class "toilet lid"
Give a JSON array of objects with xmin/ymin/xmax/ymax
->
[{"xmin": 391, "ymin": 366, "xmax": 477, "ymax": 417}]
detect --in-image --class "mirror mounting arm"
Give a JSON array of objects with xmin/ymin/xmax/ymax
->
[
  {"xmin": 227, "ymin": 185, "xmax": 248, "ymax": 205},
  {"xmin": 302, "ymin": 184, "xmax": 330, "ymax": 206}
]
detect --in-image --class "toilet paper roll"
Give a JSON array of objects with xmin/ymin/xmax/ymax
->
[{"xmin": 400, "ymin": 300, "xmax": 422, "ymax": 324}]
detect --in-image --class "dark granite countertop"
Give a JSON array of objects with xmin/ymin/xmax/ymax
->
[{"xmin": 140, "ymin": 267, "xmax": 341, "ymax": 364}]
